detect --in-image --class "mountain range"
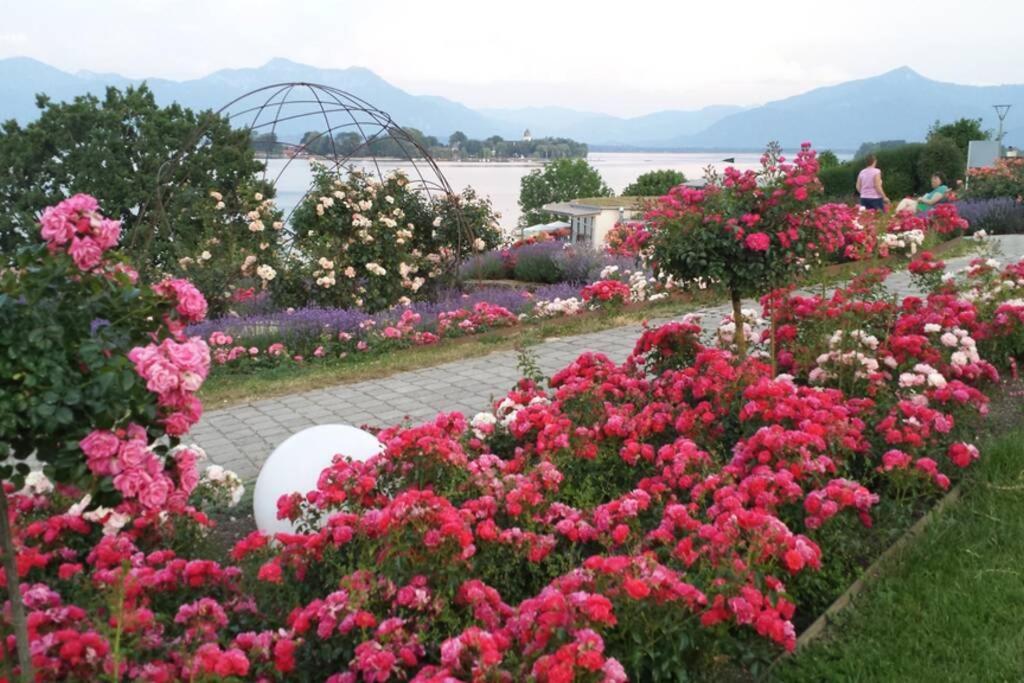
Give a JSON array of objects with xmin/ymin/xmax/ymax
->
[{"xmin": 1, "ymin": 57, "xmax": 1022, "ymax": 150}]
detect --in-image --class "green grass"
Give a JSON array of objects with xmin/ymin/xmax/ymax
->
[{"xmin": 773, "ymin": 425, "xmax": 1024, "ymax": 682}]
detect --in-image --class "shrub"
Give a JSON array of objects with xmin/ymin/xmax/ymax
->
[
  {"xmin": 821, "ymin": 144, "xmax": 928, "ymax": 200},
  {"xmin": 170, "ymin": 184, "xmax": 286, "ymax": 317},
  {"xmin": 460, "ymin": 251, "xmax": 511, "ymax": 280},
  {"xmin": 551, "ymin": 245, "xmax": 608, "ymax": 283},
  {"xmin": 955, "ymin": 198, "xmax": 1024, "ymax": 234},
  {"xmin": 512, "ymin": 241, "xmax": 565, "ymax": 283},
  {"xmin": 964, "ymin": 158, "xmax": 1024, "ymax": 200},
  {"xmin": 917, "ymin": 137, "xmax": 965, "ymax": 187},
  {"xmin": 283, "ymin": 165, "xmax": 498, "ymax": 312},
  {"xmin": 621, "ymin": 170, "xmax": 686, "ymax": 197}
]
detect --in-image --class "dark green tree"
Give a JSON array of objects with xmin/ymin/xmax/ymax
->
[
  {"xmin": 918, "ymin": 136, "xmax": 965, "ymax": 185},
  {"xmin": 0, "ymin": 85, "xmax": 267, "ymax": 270},
  {"xmin": 621, "ymin": 169, "xmax": 687, "ymax": 196},
  {"xmin": 854, "ymin": 140, "xmax": 907, "ymax": 158},
  {"xmin": 818, "ymin": 150, "xmax": 840, "ymax": 169},
  {"xmin": 518, "ymin": 158, "xmax": 612, "ymax": 226},
  {"xmin": 927, "ymin": 117, "xmax": 991, "ymax": 156},
  {"xmin": 448, "ymin": 130, "xmax": 468, "ymax": 148}
]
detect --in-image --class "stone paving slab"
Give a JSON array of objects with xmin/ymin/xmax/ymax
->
[{"xmin": 190, "ymin": 236, "xmax": 1023, "ymax": 475}]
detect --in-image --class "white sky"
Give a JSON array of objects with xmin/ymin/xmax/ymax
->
[{"xmin": 2, "ymin": 0, "xmax": 1023, "ymax": 116}]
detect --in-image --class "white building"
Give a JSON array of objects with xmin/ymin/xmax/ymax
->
[{"xmin": 540, "ymin": 197, "xmax": 645, "ymax": 247}]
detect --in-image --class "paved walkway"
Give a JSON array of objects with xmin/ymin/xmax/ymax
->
[{"xmin": 192, "ymin": 236, "xmax": 1023, "ymax": 479}]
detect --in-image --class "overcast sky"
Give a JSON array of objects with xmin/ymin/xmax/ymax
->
[{"xmin": 2, "ymin": 0, "xmax": 1023, "ymax": 116}]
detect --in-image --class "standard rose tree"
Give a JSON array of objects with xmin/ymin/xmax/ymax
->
[
  {"xmin": 0, "ymin": 194, "xmax": 211, "ymax": 679},
  {"xmin": 646, "ymin": 142, "xmax": 828, "ymax": 356}
]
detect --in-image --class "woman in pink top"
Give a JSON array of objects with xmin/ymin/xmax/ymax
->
[{"xmin": 855, "ymin": 154, "xmax": 890, "ymax": 210}]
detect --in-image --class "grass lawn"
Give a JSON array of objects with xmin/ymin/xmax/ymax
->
[{"xmin": 773, "ymin": 418, "xmax": 1024, "ymax": 682}]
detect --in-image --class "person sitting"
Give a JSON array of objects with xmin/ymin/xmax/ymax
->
[{"xmin": 894, "ymin": 173, "xmax": 950, "ymax": 214}]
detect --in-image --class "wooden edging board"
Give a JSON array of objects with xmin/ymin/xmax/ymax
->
[{"xmin": 762, "ymin": 483, "xmax": 963, "ymax": 678}]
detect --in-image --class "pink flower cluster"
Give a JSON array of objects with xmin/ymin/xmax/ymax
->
[
  {"xmin": 39, "ymin": 194, "xmax": 121, "ymax": 271},
  {"xmin": 127, "ymin": 337, "xmax": 209, "ymax": 436}
]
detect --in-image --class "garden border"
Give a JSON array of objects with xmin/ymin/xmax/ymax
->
[{"xmin": 764, "ymin": 483, "xmax": 963, "ymax": 677}]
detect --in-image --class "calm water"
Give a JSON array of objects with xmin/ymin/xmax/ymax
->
[{"xmin": 264, "ymin": 151, "xmax": 820, "ymax": 231}]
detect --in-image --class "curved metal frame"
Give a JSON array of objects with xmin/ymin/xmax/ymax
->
[{"xmin": 144, "ymin": 81, "xmax": 472, "ymax": 261}]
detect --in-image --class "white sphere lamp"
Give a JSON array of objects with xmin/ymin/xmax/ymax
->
[{"xmin": 253, "ymin": 424, "xmax": 384, "ymax": 534}]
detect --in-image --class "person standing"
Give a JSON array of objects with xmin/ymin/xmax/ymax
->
[{"xmin": 856, "ymin": 154, "xmax": 889, "ymax": 210}]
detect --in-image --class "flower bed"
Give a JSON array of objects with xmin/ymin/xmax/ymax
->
[
  {"xmin": 7, "ymin": 191, "xmax": 1024, "ymax": 679},
  {"xmin": 191, "ymin": 268, "xmax": 669, "ymax": 375}
]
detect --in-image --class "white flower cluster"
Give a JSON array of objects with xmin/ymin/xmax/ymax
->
[
  {"xmin": 256, "ymin": 264, "xmax": 277, "ymax": 282},
  {"xmin": 470, "ymin": 412, "xmax": 497, "ymax": 440},
  {"xmin": 366, "ymin": 262, "xmax": 387, "ymax": 277},
  {"xmin": 881, "ymin": 229, "xmax": 925, "ymax": 255},
  {"xmin": 898, "ymin": 363, "xmax": 948, "ymax": 390},
  {"xmin": 717, "ymin": 308, "xmax": 766, "ymax": 348},
  {"xmin": 931, "ymin": 325, "xmax": 980, "ymax": 366},
  {"xmin": 808, "ymin": 329, "xmax": 881, "ymax": 384},
  {"xmin": 201, "ymin": 465, "xmax": 246, "ymax": 507},
  {"xmin": 532, "ymin": 297, "xmax": 586, "ymax": 318}
]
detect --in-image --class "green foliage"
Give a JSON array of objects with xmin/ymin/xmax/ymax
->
[
  {"xmin": 518, "ymin": 158, "xmax": 613, "ymax": 226},
  {"xmin": 0, "ymin": 244, "xmax": 174, "ymax": 494},
  {"xmin": 0, "ymin": 85, "xmax": 267, "ymax": 270},
  {"xmin": 818, "ymin": 150, "xmax": 839, "ymax": 169},
  {"xmin": 927, "ymin": 117, "xmax": 990, "ymax": 156},
  {"xmin": 168, "ymin": 183, "xmax": 286, "ymax": 317},
  {"xmin": 854, "ymin": 139, "xmax": 908, "ymax": 158},
  {"xmin": 820, "ymin": 144, "xmax": 928, "ymax": 199},
  {"xmin": 621, "ymin": 169, "xmax": 687, "ymax": 197},
  {"xmin": 917, "ymin": 136, "xmax": 965, "ymax": 185}
]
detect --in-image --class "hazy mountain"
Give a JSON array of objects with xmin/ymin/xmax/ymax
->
[
  {"xmin": 678, "ymin": 67, "xmax": 1024, "ymax": 150},
  {"xmin": 478, "ymin": 104, "xmax": 746, "ymax": 146},
  {"xmin": 2, "ymin": 58, "xmax": 1022, "ymax": 150},
  {"xmin": 0, "ymin": 57, "xmax": 501, "ymax": 139}
]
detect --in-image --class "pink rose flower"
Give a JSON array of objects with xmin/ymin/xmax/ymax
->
[
  {"xmin": 68, "ymin": 236, "xmax": 103, "ymax": 270},
  {"xmin": 80, "ymin": 430, "xmax": 121, "ymax": 459},
  {"xmin": 93, "ymin": 219, "xmax": 122, "ymax": 250},
  {"xmin": 138, "ymin": 475, "xmax": 173, "ymax": 510},
  {"xmin": 39, "ymin": 207, "xmax": 74, "ymax": 245},
  {"xmin": 118, "ymin": 439, "xmax": 151, "ymax": 469},
  {"xmin": 114, "ymin": 469, "xmax": 152, "ymax": 498},
  {"xmin": 744, "ymin": 232, "xmax": 771, "ymax": 252},
  {"xmin": 163, "ymin": 412, "xmax": 192, "ymax": 436}
]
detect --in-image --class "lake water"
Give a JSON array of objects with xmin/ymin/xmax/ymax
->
[{"xmin": 264, "ymin": 151, "xmax": 814, "ymax": 231}]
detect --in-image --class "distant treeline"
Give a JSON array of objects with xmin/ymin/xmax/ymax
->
[{"xmin": 250, "ymin": 130, "xmax": 587, "ymax": 160}]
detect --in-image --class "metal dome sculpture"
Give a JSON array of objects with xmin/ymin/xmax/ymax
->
[{"xmin": 150, "ymin": 82, "xmax": 473, "ymax": 255}]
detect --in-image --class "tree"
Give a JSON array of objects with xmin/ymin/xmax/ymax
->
[
  {"xmin": 448, "ymin": 131, "xmax": 468, "ymax": 148},
  {"xmin": 518, "ymin": 158, "xmax": 613, "ymax": 226},
  {"xmin": 0, "ymin": 85, "xmax": 267, "ymax": 272},
  {"xmin": 818, "ymin": 150, "xmax": 839, "ymax": 169},
  {"xmin": 918, "ymin": 137, "xmax": 965, "ymax": 185},
  {"xmin": 621, "ymin": 169, "xmax": 687, "ymax": 197},
  {"xmin": 854, "ymin": 140, "xmax": 907, "ymax": 158},
  {"xmin": 648, "ymin": 143, "xmax": 827, "ymax": 357},
  {"xmin": 928, "ymin": 117, "xmax": 990, "ymax": 156}
]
